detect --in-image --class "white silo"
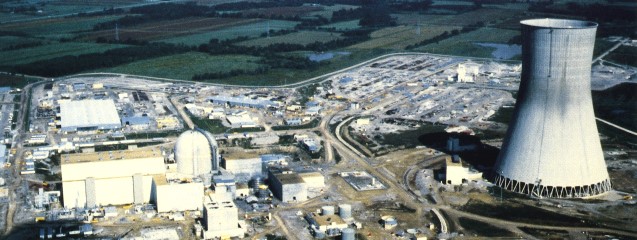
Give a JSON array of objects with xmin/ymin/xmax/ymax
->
[
  {"xmin": 494, "ymin": 18, "xmax": 611, "ymax": 198},
  {"xmin": 341, "ymin": 228, "xmax": 355, "ymax": 240},
  {"xmin": 321, "ymin": 206, "xmax": 335, "ymax": 215},
  {"xmin": 338, "ymin": 204, "xmax": 352, "ymax": 219}
]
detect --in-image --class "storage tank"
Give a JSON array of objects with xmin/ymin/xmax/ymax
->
[
  {"xmin": 338, "ymin": 204, "xmax": 352, "ymax": 219},
  {"xmin": 494, "ymin": 18, "xmax": 611, "ymax": 198},
  {"xmin": 321, "ymin": 206, "xmax": 335, "ymax": 215},
  {"xmin": 341, "ymin": 228, "xmax": 355, "ymax": 240}
]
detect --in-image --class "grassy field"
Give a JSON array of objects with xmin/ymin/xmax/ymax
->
[
  {"xmin": 393, "ymin": 8, "xmax": 522, "ymax": 27},
  {"xmin": 204, "ymin": 49, "xmax": 392, "ymax": 86},
  {"xmin": 0, "ymin": 36, "xmax": 45, "ymax": 48},
  {"xmin": 102, "ymin": 52, "xmax": 264, "ymax": 80},
  {"xmin": 319, "ymin": 20, "xmax": 360, "ymax": 31},
  {"xmin": 413, "ymin": 27, "xmax": 519, "ymax": 58},
  {"xmin": 312, "ymin": 4, "xmax": 359, "ymax": 18},
  {"xmin": 236, "ymin": 31, "xmax": 343, "ymax": 47},
  {"xmin": 159, "ymin": 20, "xmax": 299, "ymax": 46},
  {"xmin": 0, "ymin": 42, "xmax": 128, "ymax": 66},
  {"xmin": 84, "ymin": 17, "xmax": 258, "ymax": 42},
  {"xmin": 348, "ymin": 25, "xmax": 457, "ymax": 50},
  {"xmin": 2, "ymin": 15, "xmax": 123, "ymax": 39}
]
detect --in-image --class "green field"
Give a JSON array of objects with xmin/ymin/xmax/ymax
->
[
  {"xmin": 1, "ymin": 15, "xmax": 123, "ymax": 39},
  {"xmin": 0, "ymin": 36, "xmax": 45, "ymax": 49},
  {"xmin": 319, "ymin": 20, "xmax": 360, "ymax": 31},
  {"xmin": 236, "ymin": 31, "xmax": 343, "ymax": 47},
  {"xmin": 159, "ymin": 20, "xmax": 299, "ymax": 46},
  {"xmin": 413, "ymin": 27, "xmax": 519, "ymax": 58},
  {"xmin": 207, "ymin": 49, "xmax": 392, "ymax": 86},
  {"xmin": 312, "ymin": 4, "xmax": 359, "ymax": 18},
  {"xmin": 0, "ymin": 42, "xmax": 128, "ymax": 66},
  {"xmin": 349, "ymin": 25, "xmax": 458, "ymax": 50},
  {"xmin": 103, "ymin": 52, "xmax": 264, "ymax": 80}
]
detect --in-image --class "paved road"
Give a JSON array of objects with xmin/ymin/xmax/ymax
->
[{"xmin": 596, "ymin": 117, "xmax": 637, "ymax": 136}]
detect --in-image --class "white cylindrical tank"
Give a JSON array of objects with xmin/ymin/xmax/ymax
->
[
  {"xmin": 338, "ymin": 204, "xmax": 352, "ymax": 219},
  {"xmin": 341, "ymin": 228, "xmax": 355, "ymax": 240},
  {"xmin": 494, "ymin": 18, "xmax": 611, "ymax": 198},
  {"xmin": 321, "ymin": 206, "xmax": 335, "ymax": 216}
]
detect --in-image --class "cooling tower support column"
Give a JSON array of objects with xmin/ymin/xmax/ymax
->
[{"xmin": 494, "ymin": 19, "xmax": 611, "ymax": 198}]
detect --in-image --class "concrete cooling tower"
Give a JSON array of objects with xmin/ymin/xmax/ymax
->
[{"xmin": 493, "ymin": 19, "xmax": 611, "ymax": 198}]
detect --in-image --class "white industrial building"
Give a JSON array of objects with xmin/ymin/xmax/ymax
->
[
  {"xmin": 221, "ymin": 151, "xmax": 262, "ymax": 180},
  {"xmin": 154, "ymin": 175, "xmax": 204, "ymax": 213},
  {"xmin": 61, "ymin": 147, "xmax": 164, "ymax": 209},
  {"xmin": 62, "ymin": 129, "xmax": 221, "ymax": 212},
  {"xmin": 444, "ymin": 155, "xmax": 483, "ymax": 185},
  {"xmin": 456, "ymin": 63, "xmax": 480, "ymax": 82},
  {"xmin": 299, "ymin": 172, "xmax": 325, "ymax": 190},
  {"xmin": 268, "ymin": 170, "xmax": 307, "ymax": 202},
  {"xmin": 58, "ymin": 99, "xmax": 121, "ymax": 133},
  {"xmin": 202, "ymin": 193, "xmax": 245, "ymax": 239}
]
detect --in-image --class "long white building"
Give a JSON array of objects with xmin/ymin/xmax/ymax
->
[{"xmin": 61, "ymin": 147, "xmax": 165, "ymax": 209}]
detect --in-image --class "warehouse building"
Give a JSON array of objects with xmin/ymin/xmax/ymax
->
[
  {"xmin": 268, "ymin": 169, "xmax": 307, "ymax": 202},
  {"xmin": 58, "ymin": 99, "xmax": 121, "ymax": 133},
  {"xmin": 61, "ymin": 147, "xmax": 165, "ymax": 209}
]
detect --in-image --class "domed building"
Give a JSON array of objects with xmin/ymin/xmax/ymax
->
[{"xmin": 174, "ymin": 129, "xmax": 218, "ymax": 176}]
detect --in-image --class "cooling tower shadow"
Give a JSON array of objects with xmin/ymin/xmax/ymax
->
[{"xmin": 418, "ymin": 132, "xmax": 500, "ymax": 178}]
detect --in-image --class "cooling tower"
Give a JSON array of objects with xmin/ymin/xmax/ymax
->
[{"xmin": 493, "ymin": 19, "xmax": 611, "ymax": 198}]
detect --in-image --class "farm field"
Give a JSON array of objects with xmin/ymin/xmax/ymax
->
[
  {"xmin": 413, "ymin": 27, "xmax": 520, "ymax": 58},
  {"xmin": 0, "ymin": 36, "xmax": 45, "ymax": 49},
  {"xmin": 1, "ymin": 15, "xmax": 123, "ymax": 39},
  {"xmin": 0, "ymin": 42, "xmax": 128, "ymax": 66},
  {"xmin": 241, "ymin": 5, "xmax": 321, "ymax": 18},
  {"xmin": 83, "ymin": 17, "xmax": 259, "ymax": 42},
  {"xmin": 393, "ymin": 8, "xmax": 522, "ymax": 27},
  {"xmin": 158, "ymin": 20, "xmax": 299, "ymax": 46},
  {"xmin": 319, "ymin": 20, "xmax": 360, "ymax": 31},
  {"xmin": 236, "ymin": 31, "xmax": 343, "ymax": 47},
  {"xmin": 348, "ymin": 25, "xmax": 457, "ymax": 50},
  {"xmin": 102, "ymin": 52, "xmax": 264, "ymax": 81},
  {"xmin": 210, "ymin": 49, "xmax": 392, "ymax": 86},
  {"xmin": 312, "ymin": 4, "xmax": 359, "ymax": 18}
]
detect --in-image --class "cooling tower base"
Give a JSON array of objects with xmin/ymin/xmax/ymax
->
[{"xmin": 494, "ymin": 174, "xmax": 612, "ymax": 198}]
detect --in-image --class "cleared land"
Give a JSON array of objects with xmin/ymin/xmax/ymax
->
[
  {"xmin": 84, "ymin": 17, "xmax": 259, "ymax": 42},
  {"xmin": 0, "ymin": 42, "xmax": 128, "ymax": 66},
  {"xmin": 158, "ymin": 20, "xmax": 299, "ymax": 45},
  {"xmin": 414, "ymin": 27, "xmax": 520, "ymax": 58},
  {"xmin": 102, "ymin": 52, "xmax": 264, "ymax": 80},
  {"xmin": 236, "ymin": 31, "xmax": 343, "ymax": 47}
]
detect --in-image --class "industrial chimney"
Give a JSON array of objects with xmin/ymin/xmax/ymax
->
[{"xmin": 493, "ymin": 19, "xmax": 611, "ymax": 198}]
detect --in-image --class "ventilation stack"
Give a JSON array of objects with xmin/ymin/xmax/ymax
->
[{"xmin": 494, "ymin": 19, "xmax": 611, "ymax": 198}]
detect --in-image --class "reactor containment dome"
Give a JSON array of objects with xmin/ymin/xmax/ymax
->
[
  {"xmin": 175, "ymin": 129, "xmax": 218, "ymax": 176},
  {"xmin": 493, "ymin": 18, "xmax": 611, "ymax": 198}
]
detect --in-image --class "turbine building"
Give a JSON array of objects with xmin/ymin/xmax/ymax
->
[{"xmin": 493, "ymin": 19, "xmax": 611, "ymax": 198}]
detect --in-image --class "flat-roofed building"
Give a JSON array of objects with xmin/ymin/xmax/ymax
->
[
  {"xmin": 154, "ymin": 175, "xmax": 204, "ymax": 213},
  {"xmin": 221, "ymin": 151, "xmax": 262, "ymax": 181},
  {"xmin": 268, "ymin": 170, "xmax": 307, "ymax": 202},
  {"xmin": 299, "ymin": 172, "xmax": 325, "ymax": 190},
  {"xmin": 58, "ymin": 99, "xmax": 121, "ymax": 133},
  {"xmin": 203, "ymin": 193, "xmax": 245, "ymax": 239},
  {"xmin": 61, "ymin": 147, "xmax": 164, "ymax": 208}
]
